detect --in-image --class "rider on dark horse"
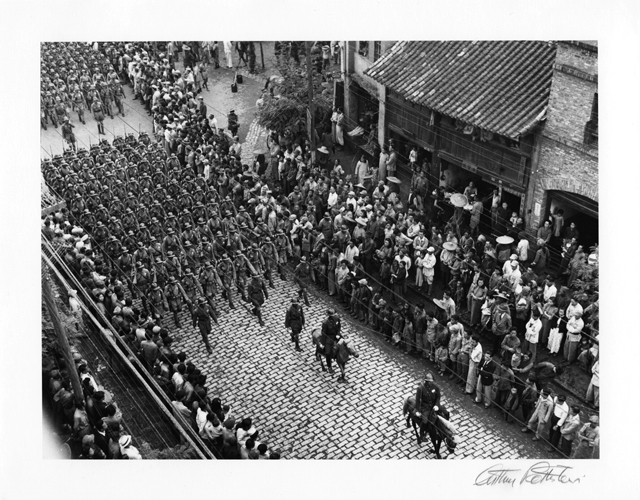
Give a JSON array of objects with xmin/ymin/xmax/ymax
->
[
  {"xmin": 321, "ymin": 308, "xmax": 342, "ymax": 374},
  {"xmin": 414, "ymin": 371, "xmax": 441, "ymax": 435}
]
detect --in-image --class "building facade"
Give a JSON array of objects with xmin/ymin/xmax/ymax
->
[
  {"xmin": 363, "ymin": 41, "xmax": 556, "ymax": 224},
  {"xmin": 525, "ymin": 41, "xmax": 598, "ymax": 248}
]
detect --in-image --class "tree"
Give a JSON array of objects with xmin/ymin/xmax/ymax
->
[{"xmin": 257, "ymin": 43, "xmax": 334, "ymax": 139}]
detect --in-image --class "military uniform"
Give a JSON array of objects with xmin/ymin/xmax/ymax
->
[
  {"xmin": 293, "ymin": 257, "xmax": 312, "ymax": 306},
  {"xmin": 285, "ymin": 300, "xmax": 305, "ymax": 351},
  {"xmin": 321, "ymin": 312, "xmax": 342, "ymax": 373},
  {"xmin": 414, "ymin": 379, "xmax": 442, "ymax": 426},
  {"xmin": 147, "ymin": 283, "xmax": 168, "ymax": 322},
  {"xmin": 192, "ymin": 299, "xmax": 214, "ymax": 353},
  {"xmin": 216, "ymin": 256, "xmax": 236, "ymax": 309},
  {"xmin": 247, "ymin": 275, "xmax": 268, "ymax": 326},
  {"xmin": 164, "ymin": 278, "xmax": 188, "ymax": 327}
]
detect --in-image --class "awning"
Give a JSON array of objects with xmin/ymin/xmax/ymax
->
[{"xmin": 549, "ymin": 191, "xmax": 599, "ymax": 219}]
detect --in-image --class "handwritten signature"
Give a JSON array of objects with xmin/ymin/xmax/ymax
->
[{"xmin": 475, "ymin": 462, "xmax": 584, "ymax": 487}]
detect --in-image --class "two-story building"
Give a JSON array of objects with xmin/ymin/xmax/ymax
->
[
  {"xmin": 362, "ymin": 41, "xmax": 557, "ymax": 227},
  {"xmin": 525, "ymin": 41, "xmax": 598, "ymax": 249}
]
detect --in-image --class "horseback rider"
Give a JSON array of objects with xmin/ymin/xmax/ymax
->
[
  {"xmin": 414, "ymin": 371, "xmax": 442, "ymax": 426},
  {"xmin": 321, "ymin": 308, "xmax": 342, "ymax": 374},
  {"xmin": 284, "ymin": 297, "xmax": 305, "ymax": 351}
]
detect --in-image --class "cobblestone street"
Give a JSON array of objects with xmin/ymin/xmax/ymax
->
[{"xmin": 41, "ymin": 52, "xmax": 552, "ymax": 460}]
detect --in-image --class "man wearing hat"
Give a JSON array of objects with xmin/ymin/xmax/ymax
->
[
  {"xmin": 133, "ymin": 261, "xmax": 151, "ymax": 310},
  {"xmin": 285, "ymin": 297, "xmax": 305, "ymax": 351},
  {"xmin": 164, "ymin": 276, "xmax": 189, "ymax": 328},
  {"xmin": 247, "ymin": 273, "xmax": 269, "ymax": 326},
  {"xmin": 216, "ymin": 254, "xmax": 236, "ymax": 309},
  {"xmin": 293, "ymin": 256, "xmax": 311, "ymax": 306},
  {"xmin": 227, "ymin": 109, "xmax": 239, "ymax": 137},
  {"xmin": 192, "ymin": 297, "xmax": 214, "ymax": 353},
  {"xmin": 321, "ymin": 308, "xmax": 342, "ymax": 374},
  {"xmin": 422, "ymin": 247, "xmax": 437, "ymax": 296},
  {"xmin": 491, "ymin": 293, "xmax": 512, "ymax": 354},
  {"xmin": 522, "ymin": 387, "xmax": 554, "ymax": 441},
  {"xmin": 413, "ymin": 371, "xmax": 442, "ymax": 434},
  {"xmin": 148, "ymin": 282, "xmax": 168, "ymax": 322}
]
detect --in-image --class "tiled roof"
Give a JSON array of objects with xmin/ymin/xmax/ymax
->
[{"xmin": 364, "ymin": 41, "xmax": 556, "ymax": 138}]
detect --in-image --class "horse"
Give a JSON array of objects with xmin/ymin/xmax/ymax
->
[
  {"xmin": 310, "ymin": 328, "xmax": 359, "ymax": 382},
  {"xmin": 402, "ymin": 395, "xmax": 458, "ymax": 459}
]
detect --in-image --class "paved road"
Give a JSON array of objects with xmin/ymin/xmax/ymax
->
[{"xmin": 41, "ymin": 54, "xmax": 550, "ymax": 459}]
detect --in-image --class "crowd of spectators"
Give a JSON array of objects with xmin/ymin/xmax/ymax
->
[{"xmin": 41, "ymin": 41, "xmax": 599, "ymax": 459}]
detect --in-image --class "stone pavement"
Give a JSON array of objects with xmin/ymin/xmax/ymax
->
[
  {"xmin": 40, "ymin": 47, "xmax": 550, "ymax": 459},
  {"xmin": 159, "ymin": 268, "xmax": 547, "ymax": 460}
]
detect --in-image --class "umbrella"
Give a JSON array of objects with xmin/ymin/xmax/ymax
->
[
  {"xmin": 496, "ymin": 236, "xmax": 514, "ymax": 245},
  {"xmin": 253, "ymin": 148, "xmax": 267, "ymax": 155},
  {"xmin": 317, "ymin": 146, "xmax": 329, "ymax": 154},
  {"xmin": 387, "ymin": 176, "xmax": 401, "ymax": 184},
  {"xmin": 450, "ymin": 193, "xmax": 468, "ymax": 208},
  {"xmin": 354, "ymin": 183, "xmax": 366, "ymax": 190}
]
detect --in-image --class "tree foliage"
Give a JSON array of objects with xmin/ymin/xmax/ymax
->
[{"xmin": 257, "ymin": 44, "xmax": 334, "ymax": 138}]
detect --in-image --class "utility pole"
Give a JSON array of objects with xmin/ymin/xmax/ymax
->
[
  {"xmin": 259, "ymin": 42, "xmax": 265, "ymax": 70},
  {"xmin": 305, "ymin": 41, "xmax": 316, "ymax": 163},
  {"xmin": 42, "ymin": 272, "xmax": 84, "ymax": 405}
]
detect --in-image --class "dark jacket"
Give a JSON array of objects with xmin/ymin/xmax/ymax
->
[
  {"xmin": 478, "ymin": 357, "xmax": 497, "ymax": 386},
  {"xmin": 284, "ymin": 303, "xmax": 305, "ymax": 330}
]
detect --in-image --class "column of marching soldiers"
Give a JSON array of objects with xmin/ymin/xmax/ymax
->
[{"xmin": 42, "ymin": 136, "xmax": 304, "ymax": 355}]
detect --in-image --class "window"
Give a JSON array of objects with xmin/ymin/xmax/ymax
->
[
  {"xmin": 358, "ymin": 41, "xmax": 369, "ymax": 57},
  {"xmin": 374, "ymin": 41, "xmax": 382, "ymax": 61},
  {"xmin": 584, "ymin": 92, "xmax": 598, "ymax": 146}
]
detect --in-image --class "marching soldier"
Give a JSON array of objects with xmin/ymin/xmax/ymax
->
[
  {"xmin": 294, "ymin": 256, "xmax": 312, "ymax": 306},
  {"xmin": 260, "ymin": 236, "xmax": 278, "ymax": 289},
  {"xmin": 199, "ymin": 262, "xmax": 220, "ymax": 321},
  {"xmin": 162, "ymin": 227, "xmax": 180, "ymax": 258},
  {"xmin": 164, "ymin": 276, "xmax": 189, "ymax": 328},
  {"xmin": 116, "ymin": 246, "xmax": 135, "ymax": 297},
  {"xmin": 284, "ymin": 297, "xmax": 305, "ymax": 351},
  {"xmin": 233, "ymin": 249, "xmax": 250, "ymax": 302},
  {"xmin": 216, "ymin": 253, "xmax": 236, "ymax": 309},
  {"xmin": 181, "ymin": 268, "xmax": 202, "ymax": 317},
  {"xmin": 91, "ymin": 98, "xmax": 106, "ymax": 135},
  {"xmin": 192, "ymin": 297, "xmax": 214, "ymax": 354},
  {"xmin": 274, "ymin": 229, "xmax": 292, "ymax": 280},
  {"xmin": 61, "ymin": 118, "xmax": 77, "ymax": 151},
  {"xmin": 112, "ymin": 81, "xmax": 126, "ymax": 117},
  {"xmin": 164, "ymin": 250, "xmax": 183, "ymax": 280},
  {"xmin": 183, "ymin": 240, "xmax": 200, "ymax": 272},
  {"xmin": 247, "ymin": 273, "xmax": 269, "ymax": 327},
  {"xmin": 147, "ymin": 282, "xmax": 168, "ymax": 323},
  {"xmin": 71, "ymin": 85, "xmax": 87, "ymax": 124},
  {"xmin": 54, "ymin": 96, "xmax": 68, "ymax": 125},
  {"xmin": 133, "ymin": 261, "xmax": 152, "ymax": 310},
  {"xmin": 152, "ymin": 256, "xmax": 169, "ymax": 290}
]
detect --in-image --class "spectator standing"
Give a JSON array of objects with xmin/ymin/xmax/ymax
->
[
  {"xmin": 558, "ymin": 406, "xmax": 581, "ymax": 458},
  {"xmin": 475, "ymin": 351, "xmax": 496, "ymax": 408},
  {"xmin": 522, "ymin": 387, "xmax": 553, "ymax": 441},
  {"xmin": 465, "ymin": 336, "xmax": 482, "ymax": 395},
  {"xmin": 547, "ymin": 394, "xmax": 569, "ymax": 453},
  {"xmin": 572, "ymin": 415, "xmax": 600, "ymax": 459},
  {"xmin": 585, "ymin": 359, "xmax": 599, "ymax": 409}
]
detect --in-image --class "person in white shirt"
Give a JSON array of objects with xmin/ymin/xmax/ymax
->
[
  {"xmin": 543, "ymin": 278, "xmax": 557, "ymax": 302},
  {"xmin": 208, "ymin": 113, "xmax": 218, "ymax": 133},
  {"xmin": 327, "ymin": 186, "xmax": 338, "ymax": 209},
  {"xmin": 502, "ymin": 254, "xmax": 517, "ymax": 277},
  {"xmin": 548, "ymin": 394, "xmax": 570, "ymax": 452},
  {"xmin": 422, "ymin": 247, "xmax": 437, "ymax": 296},
  {"xmin": 223, "ymin": 41, "xmax": 234, "ymax": 68},
  {"xmin": 564, "ymin": 312, "xmax": 584, "ymax": 362},
  {"xmin": 524, "ymin": 309, "xmax": 542, "ymax": 360},
  {"xmin": 465, "ymin": 336, "xmax": 483, "ymax": 394},
  {"xmin": 566, "ymin": 298, "xmax": 583, "ymax": 319},
  {"xmin": 507, "ymin": 261, "xmax": 521, "ymax": 291},
  {"xmin": 413, "ymin": 230, "xmax": 429, "ymax": 257},
  {"xmin": 586, "ymin": 359, "xmax": 599, "ymax": 408},
  {"xmin": 344, "ymin": 241, "xmax": 359, "ymax": 264},
  {"xmin": 517, "ymin": 232, "xmax": 530, "ymax": 263}
]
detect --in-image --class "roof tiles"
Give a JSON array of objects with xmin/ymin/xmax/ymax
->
[{"xmin": 364, "ymin": 41, "xmax": 556, "ymax": 138}]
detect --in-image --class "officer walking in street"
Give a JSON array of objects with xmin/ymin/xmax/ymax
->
[
  {"xmin": 321, "ymin": 308, "xmax": 342, "ymax": 374},
  {"xmin": 294, "ymin": 256, "xmax": 312, "ymax": 306},
  {"xmin": 285, "ymin": 297, "xmax": 305, "ymax": 351},
  {"xmin": 247, "ymin": 273, "xmax": 269, "ymax": 326},
  {"xmin": 192, "ymin": 297, "xmax": 214, "ymax": 353}
]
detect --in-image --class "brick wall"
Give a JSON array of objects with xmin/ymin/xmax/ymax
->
[{"xmin": 526, "ymin": 42, "xmax": 598, "ymax": 230}]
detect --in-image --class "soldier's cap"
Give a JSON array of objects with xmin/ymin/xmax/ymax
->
[
  {"xmin": 215, "ymin": 231, "xmax": 223, "ymax": 237},
  {"xmin": 424, "ymin": 371, "xmax": 434, "ymax": 382},
  {"xmin": 128, "ymin": 230, "xmax": 134, "ymax": 235},
  {"xmin": 137, "ymin": 241, "xmax": 144, "ymax": 247},
  {"xmin": 300, "ymin": 256, "xmax": 306, "ymax": 262},
  {"xmin": 135, "ymin": 261, "xmax": 143, "ymax": 267},
  {"xmin": 264, "ymin": 236, "xmax": 271, "ymax": 242},
  {"xmin": 167, "ymin": 250, "xmax": 174, "ymax": 256},
  {"xmin": 139, "ymin": 223, "xmax": 146, "ymax": 228},
  {"xmin": 198, "ymin": 296, "xmax": 207, "ymax": 303},
  {"xmin": 235, "ymin": 249, "xmax": 242, "ymax": 255},
  {"xmin": 327, "ymin": 308, "xmax": 336, "ymax": 315},
  {"xmin": 205, "ymin": 262, "xmax": 213, "ymax": 268},
  {"xmin": 238, "ymin": 206, "xmax": 246, "ymax": 212},
  {"xmin": 184, "ymin": 222, "xmax": 191, "ymax": 228},
  {"xmin": 185, "ymin": 269, "xmax": 193, "ymax": 274},
  {"xmin": 184, "ymin": 240, "xmax": 192, "ymax": 247},
  {"xmin": 169, "ymin": 276, "xmax": 176, "ymax": 281},
  {"xmin": 167, "ymin": 228, "xmax": 175, "ymax": 233}
]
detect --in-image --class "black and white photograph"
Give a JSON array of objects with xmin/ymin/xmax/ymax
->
[{"xmin": 1, "ymin": 0, "xmax": 639, "ymax": 498}]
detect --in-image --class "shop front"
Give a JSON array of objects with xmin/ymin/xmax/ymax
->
[{"xmin": 546, "ymin": 190, "xmax": 599, "ymax": 249}]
